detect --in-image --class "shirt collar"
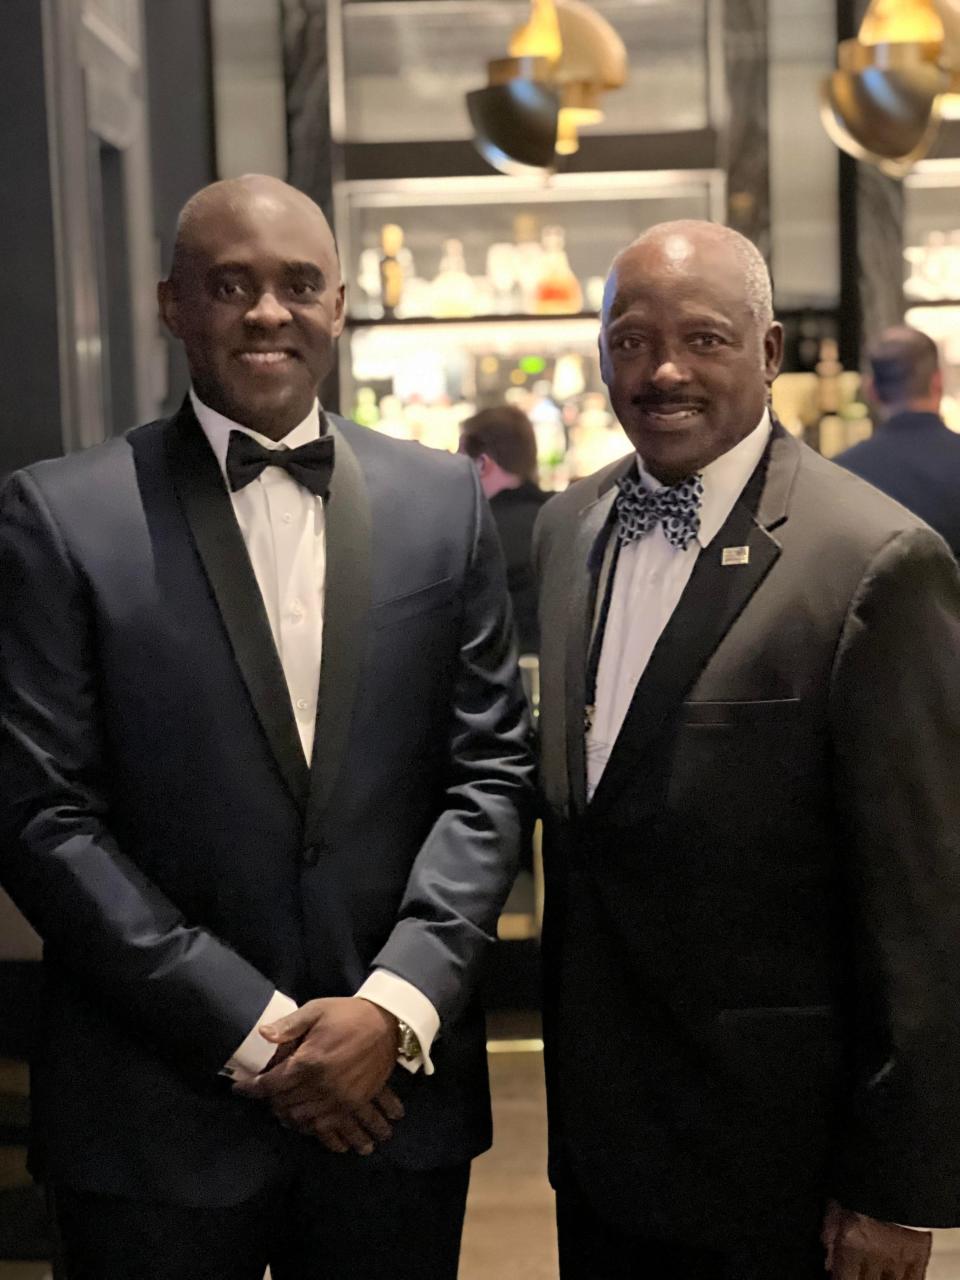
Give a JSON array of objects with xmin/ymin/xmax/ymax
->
[
  {"xmin": 637, "ymin": 408, "xmax": 772, "ymax": 549},
  {"xmin": 884, "ymin": 410, "xmax": 945, "ymax": 431},
  {"xmin": 190, "ymin": 388, "xmax": 323, "ymax": 485}
]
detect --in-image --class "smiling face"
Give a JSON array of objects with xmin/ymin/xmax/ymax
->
[
  {"xmin": 599, "ymin": 229, "xmax": 783, "ymax": 483},
  {"xmin": 158, "ymin": 179, "xmax": 345, "ymax": 439}
]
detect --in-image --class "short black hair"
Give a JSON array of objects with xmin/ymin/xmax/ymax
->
[
  {"xmin": 868, "ymin": 326, "xmax": 940, "ymax": 406},
  {"xmin": 460, "ymin": 406, "xmax": 538, "ymax": 483}
]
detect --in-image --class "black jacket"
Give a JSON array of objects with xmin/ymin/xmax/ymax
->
[
  {"xmin": 535, "ymin": 423, "xmax": 960, "ymax": 1244},
  {"xmin": 835, "ymin": 411, "xmax": 960, "ymax": 556},
  {"xmin": 489, "ymin": 481, "xmax": 550, "ymax": 653}
]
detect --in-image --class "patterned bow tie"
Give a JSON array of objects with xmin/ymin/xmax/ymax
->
[
  {"xmin": 225, "ymin": 430, "xmax": 334, "ymax": 499},
  {"xmin": 615, "ymin": 469, "xmax": 704, "ymax": 551}
]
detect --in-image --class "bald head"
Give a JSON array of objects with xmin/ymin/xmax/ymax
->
[
  {"xmin": 169, "ymin": 175, "xmax": 338, "ymax": 290},
  {"xmin": 867, "ymin": 325, "xmax": 941, "ymax": 414},
  {"xmin": 605, "ymin": 221, "xmax": 774, "ymax": 331}
]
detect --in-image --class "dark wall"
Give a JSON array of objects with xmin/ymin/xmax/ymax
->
[
  {"xmin": 0, "ymin": 2, "xmax": 65, "ymax": 474},
  {"xmin": 145, "ymin": 0, "xmax": 218, "ymax": 416}
]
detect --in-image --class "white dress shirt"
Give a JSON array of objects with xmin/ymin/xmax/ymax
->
[
  {"xmin": 190, "ymin": 391, "xmax": 439, "ymax": 1079},
  {"xmin": 586, "ymin": 410, "xmax": 772, "ymax": 799}
]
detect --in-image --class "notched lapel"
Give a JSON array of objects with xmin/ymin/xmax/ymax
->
[
  {"xmin": 305, "ymin": 423, "xmax": 372, "ymax": 838},
  {"xmin": 565, "ymin": 486, "xmax": 619, "ymax": 816},
  {"xmin": 165, "ymin": 402, "xmax": 311, "ymax": 814},
  {"xmin": 590, "ymin": 445, "xmax": 789, "ymax": 814}
]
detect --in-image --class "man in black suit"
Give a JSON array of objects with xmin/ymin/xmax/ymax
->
[
  {"xmin": 535, "ymin": 221, "xmax": 960, "ymax": 1279},
  {"xmin": 460, "ymin": 405, "xmax": 550, "ymax": 653},
  {"xmin": 0, "ymin": 175, "xmax": 533, "ymax": 1279},
  {"xmin": 835, "ymin": 325, "xmax": 960, "ymax": 556}
]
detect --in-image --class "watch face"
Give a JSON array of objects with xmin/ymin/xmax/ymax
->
[{"xmin": 398, "ymin": 1022, "xmax": 420, "ymax": 1059}]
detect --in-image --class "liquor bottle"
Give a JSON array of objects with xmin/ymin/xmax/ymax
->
[
  {"xmin": 532, "ymin": 226, "xmax": 583, "ymax": 315},
  {"xmin": 528, "ymin": 380, "xmax": 567, "ymax": 487},
  {"xmin": 431, "ymin": 239, "xmax": 477, "ymax": 318},
  {"xmin": 379, "ymin": 223, "xmax": 405, "ymax": 319},
  {"xmin": 552, "ymin": 351, "xmax": 586, "ymax": 401},
  {"xmin": 352, "ymin": 386, "xmax": 380, "ymax": 429},
  {"xmin": 813, "ymin": 337, "xmax": 843, "ymax": 457},
  {"xmin": 357, "ymin": 248, "xmax": 384, "ymax": 318},
  {"xmin": 513, "ymin": 213, "xmax": 544, "ymax": 313}
]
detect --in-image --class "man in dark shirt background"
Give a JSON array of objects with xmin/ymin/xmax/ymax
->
[
  {"xmin": 461, "ymin": 407, "xmax": 550, "ymax": 653},
  {"xmin": 836, "ymin": 326, "xmax": 960, "ymax": 556}
]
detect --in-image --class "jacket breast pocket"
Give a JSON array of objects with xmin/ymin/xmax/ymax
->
[
  {"xmin": 668, "ymin": 697, "xmax": 806, "ymax": 823},
  {"xmin": 371, "ymin": 576, "xmax": 456, "ymax": 630},
  {"xmin": 679, "ymin": 697, "xmax": 800, "ymax": 726}
]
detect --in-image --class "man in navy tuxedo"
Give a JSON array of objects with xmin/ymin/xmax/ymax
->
[
  {"xmin": 0, "ymin": 175, "xmax": 533, "ymax": 1279},
  {"xmin": 835, "ymin": 325, "xmax": 960, "ymax": 555}
]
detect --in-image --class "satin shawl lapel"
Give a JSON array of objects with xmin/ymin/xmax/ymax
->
[
  {"xmin": 305, "ymin": 422, "xmax": 372, "ymax": 840},
  {"xmin": 565, "ymin": 458, "xmax": 633, "ymax": 816},
  {"xmin": 589, "ymin": 423, "xmax": 800, "ymax": 815},
  {"xmin": 165, "ymin": 401, "xmax": 311, "ymax": 814}
]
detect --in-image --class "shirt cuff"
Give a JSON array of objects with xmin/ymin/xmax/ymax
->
[
  {"xmin": 220, "ymin": 990, "xmax": 298, "ymax": 1081},
  {"xmin": 354, "ymin": 969, "xmax": 439, "ymax": 1077}
]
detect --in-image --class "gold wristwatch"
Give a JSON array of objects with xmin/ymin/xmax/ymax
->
[{"xmin": 397, "ymin": 1019, "xmax": 421, "ymax": 1063}]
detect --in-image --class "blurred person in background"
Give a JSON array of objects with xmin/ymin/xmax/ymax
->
[
  {"xmin": 835, "ymin": 325, "xmax": 960, "ymax": 556},
  {"xmin": 461, "ymin": 405, "xmax": 549, "ymax": 654}
]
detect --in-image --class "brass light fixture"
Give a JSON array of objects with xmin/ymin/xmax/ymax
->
[
  {"xmin": 467, "ymin": 0, "xmax": 627, "ymax": 176},
  {"xmin": 820, "ymin": 0, "xmax": 960, "ymax": 176}
]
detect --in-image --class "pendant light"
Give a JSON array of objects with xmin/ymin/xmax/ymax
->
[
  {"xmin": 821, "ymin": 0, "xmax": 960, "ymax": 176},
  {"xmin": 467, "ymin": 0, "xmax": 627, "ymax": 176}
]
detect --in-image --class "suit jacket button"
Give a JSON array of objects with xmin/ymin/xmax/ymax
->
[{"xmin": 302, "ymin": 843, "xmax": 321, "ymax": 867}]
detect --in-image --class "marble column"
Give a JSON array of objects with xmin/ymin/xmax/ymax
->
[
  {"xmin": 857, "ymin": 166, "xmax": 906, "ymax": 339},
  {"xmin": 852, "ymin": 0, "xmax": 906, "ymax": 352},
  {"xmin": 724, "ymin": 0, "xmax": 771, "ymax": 261},
  {"xmin": 281, "ymin": 0, "xmax": 340, "ymax": 406},
  {"xmin": 281, "ymin": 0, "xmax": 336, "ymax": 228}
]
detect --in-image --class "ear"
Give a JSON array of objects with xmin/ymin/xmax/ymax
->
[
  {"xmin": 333, "ymin": 282, "xmax": 347, "ymax": 339},
  {"xmin": 931, "ymin": 368, "xmax": 944, "ymax": 400},
  {"xmin": 763, "ymin": 321, "xmax": 785, "ymax": 385},
  {"xmin": 158, "ymin": 279, "xmax": 181, "ymax": 339}
]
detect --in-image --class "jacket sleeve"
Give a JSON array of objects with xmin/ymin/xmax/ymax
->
[
  {"xmin": 0, "ymin": 470, "xmax": 277, "ymax": 1077},
  {"xmin": 371, "ymin": 466, "xmax": 535, "ymax": 1023},
  {"xmin": 829, "ymin": 525, "xmax": 960, "ymax": 1225}
]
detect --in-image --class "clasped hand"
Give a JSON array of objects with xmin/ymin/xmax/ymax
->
[
  {"xmin": 822, "ymin": 1202, "xmax": 932, "ymax": 1279},
  {"xmin": 233, "ymin": 997, "xmax": 404, "ymax": 1156}
]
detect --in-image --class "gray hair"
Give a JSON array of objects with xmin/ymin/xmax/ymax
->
[{"xmin": 607, "ymin": 220, "xmax": 774, "ymax": 329}]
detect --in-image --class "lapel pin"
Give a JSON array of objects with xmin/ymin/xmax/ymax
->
[{"xmin": 721, "ymin": 546, "xmax": 750, "ymax": 567}]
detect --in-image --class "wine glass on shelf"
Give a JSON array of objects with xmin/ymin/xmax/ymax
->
[{"xmin": 486, "ymin": 242, "xmax": 519, "ymax": 314}]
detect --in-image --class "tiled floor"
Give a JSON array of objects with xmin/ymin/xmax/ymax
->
[
  {"xmin": 460, "ymin": 1050, "xmax": 558, "ymax": 1280},
  {"xmin": 935, "ymin": 1241, "xmax": 960, "ymax": 1280},
  {"xmin": 2, "ymin": 1051, "xmax": 959, "ymax": 1278}
]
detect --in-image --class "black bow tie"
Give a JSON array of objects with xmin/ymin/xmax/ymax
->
[{"xmin": 225, "ymin": 430, "xmax": 334, "ymax": 499}]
